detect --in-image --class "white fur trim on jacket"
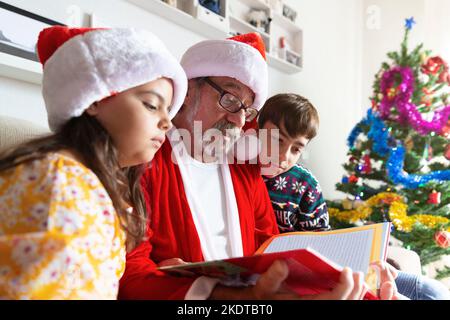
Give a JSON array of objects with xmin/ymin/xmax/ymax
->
[
  {"xmin": 42, "ymin": 28, "xmax": 187, "ymax": 132},
  {"xmin": 180, "ymin": 40, "xmax": 268, "ymax": 110}
]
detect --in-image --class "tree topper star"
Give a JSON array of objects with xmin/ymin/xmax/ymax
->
[{"xmin": 405, "ymin": 17, "xmax": 416, "ymax": 30}]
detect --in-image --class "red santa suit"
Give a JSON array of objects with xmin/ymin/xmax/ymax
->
[
  {"xmin": 118, "ymin": 33, "xmax": 276, "ymax": 300},
  {"xmin": 119, "ymin": 136, "xmax": 278, "ymax": 300}
]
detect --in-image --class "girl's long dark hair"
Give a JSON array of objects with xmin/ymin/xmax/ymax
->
[{"xmin": 0, "ymin": 113, "xmax": 147, "ymax": 251}]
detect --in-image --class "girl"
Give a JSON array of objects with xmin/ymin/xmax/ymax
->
[{"xmin": 0, "ymin": 26, "xmax": 187, "ymax": 299}]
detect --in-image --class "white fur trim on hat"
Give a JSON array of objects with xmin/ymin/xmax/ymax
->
[
  {"xmin": 180, "ymin": 40, "xmax": 268, "ymax": 110},
  {"xmin": 42, "ymin": 28, "xmax": 187, "ymax": 131}
]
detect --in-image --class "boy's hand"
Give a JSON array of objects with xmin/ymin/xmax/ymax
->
[{"xmin": 370, "ymin": 261, "xmax": 409, "ymax": 300}]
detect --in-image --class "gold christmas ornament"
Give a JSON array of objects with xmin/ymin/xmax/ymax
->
[
  {"xmin": 405, "ymin": 136, "xmax": 414, "ymax": 152},
  {"xmin": 342, "ymin": 198, "xmax": 354, "ymax": 210},
  {"xmin": 421, "ymin": 52, "xmax": 429, "ymax": 64},
  {"xmin": 330, "ymin": 193, "xmax": 450, "ymax": 232}
]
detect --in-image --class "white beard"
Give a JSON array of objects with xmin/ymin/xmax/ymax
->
[{"xmin": 202, "ymin": 121, "xmax": 241, "ymax": 162}]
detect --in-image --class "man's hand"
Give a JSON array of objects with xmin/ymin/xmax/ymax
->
[
  {"xmin": 159, "ymin": 259, "xmax": 406, "ymax": 300},
  {"xmin": 299, "ymin": 266, "xmax": 367, "ymax": 300},
  {"xmin": 158, "ymin": 258, "xmax": 195, "ymax": 277},
  {"xmin": 158, "ymin": 258, "xmax": 189, "ymax": 268},
  {"xmin": 210, "ymin": 260, "xmax": 368, "ymax": 300}
]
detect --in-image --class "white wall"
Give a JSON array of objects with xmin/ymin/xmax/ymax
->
[
  {"xmin": 0, "ymin": 76, "xmax": 47, "ymax": 125},
  {"xmin": 423, "ymin": 0, "xmax": 450, "ymax": 61},
  {"xmin": 0, "ymin": 0, "xmax": 364, "ymax": 199},
  {"xmin": 277, "ymin": 0, "xmax": 364, "ymax": 199},
  {"xmin": 361, "ymin": 0, "xmax": 450, "ymax": 113},
  {"xmin": 361, "ymin": 0, "xmax": 426, "ymax": 113}
]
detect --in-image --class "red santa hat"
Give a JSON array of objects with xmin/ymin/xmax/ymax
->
[
  {"xmin": 38, "ymin": 26, "xmax": 187, "ymax": 132},
  {"xmin": 180, "ymin": 32, "xmax": 268, "ymax": 111}
]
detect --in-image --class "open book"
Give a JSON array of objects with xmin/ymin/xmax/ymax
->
[{"xmin": 158, "ymin": 222, "xmax": 391, "ymax": 299}]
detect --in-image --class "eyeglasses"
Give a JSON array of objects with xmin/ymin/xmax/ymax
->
[{"xmin": 203, "ymin": 77, "xmax": 258, "ymax": 122}]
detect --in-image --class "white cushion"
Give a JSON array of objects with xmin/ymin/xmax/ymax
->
[
  {"xmin": 387, "ymin": 246, "xmax": 422, "ymax": 276},
  {"xmin": 0, "ymin": 116, "xmax": 49, "ymax": 153}
]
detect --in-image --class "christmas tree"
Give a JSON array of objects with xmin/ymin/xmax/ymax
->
[{"xmin": 328, "ymin": 18, "xmax": 450, "ymax": 281}]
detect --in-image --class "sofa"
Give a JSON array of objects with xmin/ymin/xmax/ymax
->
[
  {"xmin": 0, "ymin": 115, "xmax": 423, "ymax": 276},
  {"xmin": 0, "ymin": 115, "xmax": 50, "ymax": 153}
]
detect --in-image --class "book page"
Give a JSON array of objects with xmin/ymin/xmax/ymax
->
[{"xmin": 263, "ymin": 229, "xmax": 375, "ymax": 274}]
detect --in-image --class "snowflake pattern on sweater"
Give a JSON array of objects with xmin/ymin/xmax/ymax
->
[{"xmin": 263, "ymin": 164, "xmax": 330, "ymax": 232}]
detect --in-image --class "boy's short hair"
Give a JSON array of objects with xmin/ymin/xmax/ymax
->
[{"xmin": 258, "ymin": 94, "xmax": 319, "ymax": 140}]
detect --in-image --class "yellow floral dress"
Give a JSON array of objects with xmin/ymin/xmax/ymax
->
[{"xmin": 0, "ymin": 153, "xmax": 126, "ymax": 299}]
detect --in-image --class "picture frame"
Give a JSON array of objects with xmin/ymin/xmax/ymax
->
[
  {"xmin": 282, "ymin": 4, "xmax": 297, "ymax": 23},
  {"xmin": 0, "ymin": 2, "xmax": 64, "ymax": 62},
  {"xmin": 286, "ymin": 51, "xmax": 300, "ymax": 67},
  {"xmin": 198, "ymin": 0, "xmax": 221, "ymax": 17}
]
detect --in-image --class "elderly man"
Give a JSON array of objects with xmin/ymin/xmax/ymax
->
[{"xmin": 118, "ymin": 33, "xmax": 389, "ymax": 300}]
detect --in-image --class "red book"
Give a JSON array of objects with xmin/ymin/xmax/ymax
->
[{"xmin": 159, "ymin": 223, "xmax": 392, "ymax": 300}]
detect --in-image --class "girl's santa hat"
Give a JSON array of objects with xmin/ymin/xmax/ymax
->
[
  {"xmin": 38, "ymin": 26, "xmax": 187, "ymax": 132},
  {"xmin": 180, "ymin": 32, "xmax": 268, "ymax": 111}
]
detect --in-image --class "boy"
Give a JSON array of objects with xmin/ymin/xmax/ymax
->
[
  {"xmin": 253, "ymin": 93, "xmax": 449, "ymax": 300},
  {"xmin": 256, "ymin": 93, "xmax": 330, "ymax": 232}
]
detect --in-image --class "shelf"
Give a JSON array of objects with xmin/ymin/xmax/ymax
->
[
  {"xmin": 285, "ymin": 48, "xmax": 302, "ymax": 69},
  {"xmin": 272, "ymin": 12, "xmax": 302, "ymax": 33},
  {"xmin": 267, "ymin": 53, "xmax": 302, "ymax": 74},
  {"xmin": 0, "ymin": 1, "xmax": 302, "ymax": 83},
  {"xmin": 229, "ymin": 15, "xmax": 270, "ymax": 39},
  {"xmin": 0, "ymin": 52, "xmax": 42, "ymax": 84},
  {"xmin": 128, "ymin": 0, "xmax": 229, "ymax": 40},
  {"xmin": 128, "ymin": 0, "xmax": 302, "ymax": 74},
  {"xmin": 238, "ymin": 0, "xmax": 271, "ymax": 11},
  {"xmin": 286, "ymin": 48, "xmax": 301, "ymax": 57}
]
